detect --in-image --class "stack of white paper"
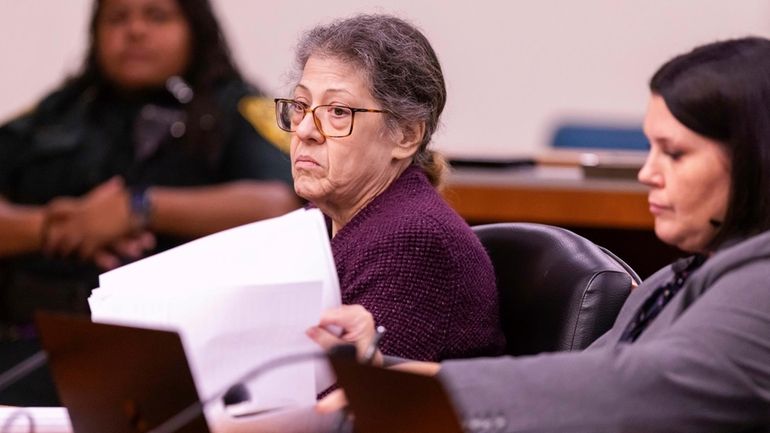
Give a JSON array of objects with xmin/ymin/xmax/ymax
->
[
  {"xmin": 0, "ymin": 407, "xmax": 72, "ymax": 433},
  {"xmin": 0, "ymin": 404, "xmax": 343, "ymax": 433},
  {"xmin": 88, "ymin": 208, "xmax": 340, "ymax": 413}
]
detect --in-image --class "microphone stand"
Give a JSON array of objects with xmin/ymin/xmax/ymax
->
[
  {"xmin": 150, "ymin": 327, "xmax": 386, "ymax": 433},
  {"xmin": 147, "ymin": 351, "xmax": 326, "ymax": 433},
  {"xmin": 0, "ymin": 351, "xmax": 48, "ymax": 395}
]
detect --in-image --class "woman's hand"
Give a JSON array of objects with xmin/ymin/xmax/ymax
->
[
  {"xmin": 306, "ymin": 304, "xmax": 383, "ymax": 366},
  {"xmin": 43, "ymin": 177, "xmax": 137, "ymax": 260},
  {"xmin": 315, "ymin": 389, "xmax": 349, "ymax": 414},
  {"xmin": 92, "ymin": 231, "xmax": 157, "ymax": 270},
  {"xmin": 308, "ymin": 305, "xmax": 443, "ymax": 414}
]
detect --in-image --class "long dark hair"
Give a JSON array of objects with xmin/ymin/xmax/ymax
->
[
  {"xmin": 650, "ymin": 37, "xmax": 770, "ymax": 248},
  {"xmin": 70, "ymin": 0, "xmax": 246, "ymax": 161}
]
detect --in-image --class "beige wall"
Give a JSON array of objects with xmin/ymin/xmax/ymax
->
[{"xmin": 2, "ymin": 0, "xmax": 769, "ymax": 157}]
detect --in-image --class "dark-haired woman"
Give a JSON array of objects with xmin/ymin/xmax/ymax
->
[
  {"xmin": 0, "ymin": 0, "xmax": 298, "ymax": 405},
  {"xmin": 312, "ymin": 37, "xmax": 770, "ymax": 432}
]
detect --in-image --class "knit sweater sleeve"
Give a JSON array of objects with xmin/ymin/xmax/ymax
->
[{"xmin": 340, "ymin": 216, "xmax": 459, "ymax": 362}]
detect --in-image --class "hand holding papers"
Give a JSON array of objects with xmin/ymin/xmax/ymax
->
[{"xmin": 88, "ymin": 209, "xmax": 340, "ymax": 415}]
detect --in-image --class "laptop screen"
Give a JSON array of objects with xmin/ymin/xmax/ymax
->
[
  {"xmin": 35, "ymin": 312, "xmax": 210, "ymax": 433},
  {"xmin": 328, "ymin": 346, "xmax": 464, "ymax": 433}
]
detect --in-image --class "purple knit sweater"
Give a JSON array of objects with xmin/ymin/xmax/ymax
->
[{"xmin": 330, "ymin": 165, "xmax": 505, "ymax": 362}]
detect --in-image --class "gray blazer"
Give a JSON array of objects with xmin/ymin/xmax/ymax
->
[{"xmin": 439, "ymin": 230, "xmax": 770, "ymax": 433}]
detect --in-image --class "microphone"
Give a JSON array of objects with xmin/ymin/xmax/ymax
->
[
  {"xmin": 147, "ymin": 350, "xmax": 327, "ymax": 433},
  {"xmin": 150, "ymin": 326, "xmax": 386, "ymax": 433},
  {"xmin": 0, "ymin": 351, "xmax": 48, "ymax": 396}
]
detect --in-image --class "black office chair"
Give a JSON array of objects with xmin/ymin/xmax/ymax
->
[{"xmin": 473, "ymin": 223, "xmax": 638, "ymax": 356}]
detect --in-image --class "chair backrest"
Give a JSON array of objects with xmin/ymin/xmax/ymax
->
[
  {"xmin": 473, "ymin": 223, "xmax": 635, "ymax": 356},
  {"xmin": 551, "ymin": 123, "xmax": 649, "ymax": 151}
]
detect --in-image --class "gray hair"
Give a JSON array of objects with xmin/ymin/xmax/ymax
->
[{"xmin": 293, "ymin": 13, "xmax": 448, "ymax": 187}]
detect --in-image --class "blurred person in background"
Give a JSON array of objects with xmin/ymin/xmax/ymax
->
[{"xmin": 0, "ymin": 0, "xmax": 298, "ymax": 406}]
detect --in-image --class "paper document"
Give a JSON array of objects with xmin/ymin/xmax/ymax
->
[
  {"xmin": 0, "ymin": 407, "xmax": 72, "ymax": 433},
  {"xmin": 89, "ymin": 209, "xmax": 340, "ymax": 412},
  {"xmin": 0, "ymin": 404, "xmax": 341, "ymax": 433}
]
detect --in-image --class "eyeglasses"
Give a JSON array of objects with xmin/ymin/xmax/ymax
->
[{"xmin": 274, "ymin": 98, "xmax": 387, "ymax": 138}]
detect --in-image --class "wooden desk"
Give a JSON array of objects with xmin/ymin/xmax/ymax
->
[
  {"xmin": 442, "ymin": 166, "xmax": 653, "ymax": 229},
  {"xmin": 442, "ymin": 165, "xmax": 681, "ymax": 278}
]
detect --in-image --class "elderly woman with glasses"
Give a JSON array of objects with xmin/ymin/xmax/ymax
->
[{"xmin": 275, "ymin": 14, "xmax": 505, "ymax": 363}]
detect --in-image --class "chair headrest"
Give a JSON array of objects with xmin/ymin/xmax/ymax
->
[{"xmin": 473, "ymin": 223, "xmax": 633, "ymax": 355}]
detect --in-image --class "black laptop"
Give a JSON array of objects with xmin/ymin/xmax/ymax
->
[
  {"xmin": 328, "ymin": 346, "xmax": 464, "ymax": 433},
  {"xmin": 35, "ymin": 312, "xmax": 210, "ymax": 433}
]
